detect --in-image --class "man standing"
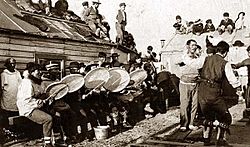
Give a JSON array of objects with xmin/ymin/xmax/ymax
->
[
  {"xmin": 110, "ymin": 53, "xmax": 122, "ymax": 67},
  {"xmin": 198, "ymin": 41, "xmax": 241, "ymax": 146},
  {"xmin": 116, "ymin": 3, "xmax": 127, "ymax": 44},
  {"xmin": 178, "ymin": 39, "xmax": 204, "ymax": 131},
  {"xmin": 232, "ymin": 46, "xmax": 250, "ymax": 117},
  {"xmin": 0, "ymin": 58, "xmax": 22, "ymax": 145}
]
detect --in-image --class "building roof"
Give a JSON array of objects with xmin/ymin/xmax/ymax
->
[
  {"xmin": 0, "ymin": 0, "xmax": 110, "ymax": 44},
  {"xmin": 161, "ymin": 29, "xmax": 250, "ymax": 53}
]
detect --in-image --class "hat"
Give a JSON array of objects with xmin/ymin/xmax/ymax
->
[
  {"xmin": 92, "ymin": 0, "xmax": 101, "ymax": 4},
  {"xmin": 223, "ymin": 12, "xmax": 229, "ymax": 17},
  {"xmin": 82, "ymin": 1, "xmax": 88, "ymax": 6},
  {"xmin": 147, "ymin": 46, "xmax": 153, "ymax": 51},
  {"xmin": 119, "ymin": 3, "xmax": 126, "ymax": 7},
  {"xmin": 79, "ymin": 62, "xmax": 86, "ymax": 68},
  {"xmin": 46, "ymin": 63, "xmax": 59, "ymax": 71},
  {"xmin": 232, "ymin": 40, "xmax": 245, "ymax": 47},
  {"xmin": 98, "ymin": 52, "xmax": 107, "ymax": 58},
  {"xmin": 176, "ymin": 15, "xmax": 181, "ymax": 20},
  {"xmin": 129, "ymin": 69, "xmax": 147, "ymax": 87},
  {"xmin": 67, "ymin": 62, "xmax": 80, "ymax": 69},
  {"xmin": 61, "ymin": 74, "xmax": 85, "ymax": 93},
  {"xmin": 45, "ymin": 82, "xmax": 69, "ymax": 101},
  {"xmin": 206, "ymin": 19, "xmax": 212, "ymax": 23},
  {"xmin": 84, "ymin": 67, "xmax": 109, "ymax": 89},
  {"xmin": 111, "ymin": 53, "xmax": 119, "ymax": 57},
  {"xmin": 104, "ymin": 68, "xmax": 130, "ymax": 92}
]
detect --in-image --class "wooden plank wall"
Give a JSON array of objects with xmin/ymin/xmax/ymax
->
[{"xmin": 0, "ymin": 33, "xmax": 116, "ymax": 73}]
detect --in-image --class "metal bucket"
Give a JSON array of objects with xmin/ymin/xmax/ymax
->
[{"xmin": 94, "ymin": 126, "xmax": 109, "ymax": 140}]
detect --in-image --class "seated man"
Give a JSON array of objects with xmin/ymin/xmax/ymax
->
[
  {"xmin": 173, "ymin": 15, "xmax": 187, "ymax": 34},
  {"xmin": 17, "ymin": 63, "xmax": 54, "ymax": 147},
  {"xmin": 83, "ymin": 0, "xmax": 109, "ymax": 40},
  {"xmin": 203, "ymin": 19, "xmax": 215, "ymax": 33},
  {"xmin": 30, "ymin": 0, "xmax": 51, "ymax": 15},
  {"xmin": 54, "ymin": 0, "xmax": 68, "ymax": 18},
  {"xmin": 218, "ymin": 12, "xmax": 235, "ymax": 35}
]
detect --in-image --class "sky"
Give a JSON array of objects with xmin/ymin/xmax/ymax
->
[{"xmin": 52, "ymin": 0, "xmax": 250, "ymax": 54}]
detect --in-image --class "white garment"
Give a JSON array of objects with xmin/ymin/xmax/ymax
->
[
  {"xmin": 1, "ymin": 69, "xmax": 22, "ymax": 111},
  {"xmin": 17, "ymin": 79, "xmax": 44, "ymax": 116}
]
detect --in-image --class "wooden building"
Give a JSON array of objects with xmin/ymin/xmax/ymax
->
[{"xmin": 0, "ymin": 0, "xmax": 137, "ymax": 77}]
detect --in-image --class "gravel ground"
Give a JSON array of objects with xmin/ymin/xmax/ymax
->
[
  {"xmin": 76, "ymin": 107, "xmax": 180, "ymax": 147},
  {"xmin": 75, "ymin": 102, "xmax": 246, "ymax": 147},
  {"xmin": 9, "ymin": 102, "xmax": 246, "ymax": 147}
]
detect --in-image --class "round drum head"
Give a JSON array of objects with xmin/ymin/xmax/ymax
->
[
  {"xmin": 104, "ymin": 68, "xmax": 130, "ymax": 92},
  {"xmin": 61, "ymin": 74, "xmax": 84, "ymax": 93},
  {"xmin": 129, "ymin": 69, "xmax": 147, "ymax": 87},
  {"xmin": 45, "ymin": 82, "xmax": 69, "ymax": 100},
  {"xmin": 84, "ymin": 67, "xmax": 110, "ymax": 89}
]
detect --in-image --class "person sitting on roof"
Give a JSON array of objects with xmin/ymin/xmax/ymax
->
[
  {"xmin": 80, "ymin": 1, "xmax": 89, "ymax": 21},
  {"xmin": 83, "ymin": 0, "xmax": 109, "ymax": 40},
  {"xmin": 192, "ymin": 19, "xmax": 203, "ymax": 36},
  {"xmin": 173, "ymin": 15, "xmax": 187, "ymax": 35},
  {"xmin": 30, "ymin": 0, "xmax": 52, "ymax": 15},
  {"xmin": 203, "ymin": 19, "xmax": 215, "ymax": 33},
  {"xmin": 54, "ymin": 0, "xmax": 68, "ymax": 18},
  {"xmin": 218, "ymin": 12, "xmax": 235, "ymax": 35},
  {"xmin": 235, "ymin": 12, "xmax": 246, "ymax": 30}
]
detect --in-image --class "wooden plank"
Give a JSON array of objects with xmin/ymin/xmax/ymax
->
[
  {"xmin": 129, "ymin": 143, "xmax": 164, "ymax": 147},
  {"xmin": 146, "ymin": 139, "xmax": 193, "ymax": 146},
  {"xmin": 64, "ymin": 44, "xmax": 110, "ymax": 53},
  {"xmin": 0, "ymin": 36, "xmax": 9, "ymax": 43},
  {"xmin": 9, "ymin": 38, "xmax": 65, "ymax": 49},
  {"xmin": 66, "ymin": 56, "xmax": 97, "ymax": 62},
  {"xmin": 0, "ymin": 43, "xmax": 64, "ymax": 54},
  {"xmin": 0, "ymin": 55, "xmax": 34, "ymax": 63},
  {"xmin": 64, "ymin": 49, "xmax": 98, "ymax": 57},
  {"xmin": 0, "ymin": 49, "xmax": 34, "ymax": 58}
]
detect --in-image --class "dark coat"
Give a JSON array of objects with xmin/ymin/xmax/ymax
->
[
  {"xmin": 219, "ymin": 19, "xmax": 235, "ymax": 29},
  {"xmin": 116, "ymin": 10, "xmax": 127, "ymax": 26}
]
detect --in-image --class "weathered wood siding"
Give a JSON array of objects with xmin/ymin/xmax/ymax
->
[{"xmin": 0, "ymin": 32, "xmax": 133, "ymax": 73}]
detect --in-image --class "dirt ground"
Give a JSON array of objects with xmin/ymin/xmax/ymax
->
[{"xmin": 8, "ymin": 101, "xmax": 248, "ymax": 147}]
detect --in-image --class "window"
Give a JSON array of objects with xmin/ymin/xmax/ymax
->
[{"xmin": 35, "ymin": 53, "xmax": 66, "ymax": 79}]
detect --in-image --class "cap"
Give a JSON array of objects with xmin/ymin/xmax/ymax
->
[
  {"xmin": 68, "ymin": 62, "xmax": 80, "ymax": 69},
  {"xmin": 176, "ymin": 15, "xmax": 181, "ymax": 20},
  {"xmin": 147, "ymin": 46, "xmax": 153, "ymax": 51},
  {"xmin": 92, "ymin": 0, "xmax": 101, "ymax": 4},
  {"xmin": 206, "ymin": 19, "xmax": 212, "ymax": 23},
  {"xmin": 119, "ymin": 3, "xmax": 126, "ymax": 7},
  {"xmin": 82, "ymin": 1, "xmax": 89, "ymax": 6},
  {"xmin": 223, "ymin": 12, "xmax": 229, "ymax": 17},
  {"xmin": 111, "ymin": 53, "xmax": 119, "ymax": 57},
  {"xmin": 98, "ymin": 52, "xmax": 107, "ymax": 58}
]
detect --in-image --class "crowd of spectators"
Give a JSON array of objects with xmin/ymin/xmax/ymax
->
[{"xmin": 173, "ymin": 12, "xmax": 245, "ymax": 35}]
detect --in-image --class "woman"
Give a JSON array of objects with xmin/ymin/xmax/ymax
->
[{"xmin": 17, "ymin": 63, "xmax": 54, "ymax": 147}]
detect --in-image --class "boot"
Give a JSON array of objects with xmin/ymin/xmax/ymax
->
[{"xmin": 203, "ymin": 126, "xmax": 214, "ymax": 146}]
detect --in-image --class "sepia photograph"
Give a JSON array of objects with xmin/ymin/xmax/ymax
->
[{"xmin": 0, "ymin": 0, "xmax": 250, "ymax": 146}]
